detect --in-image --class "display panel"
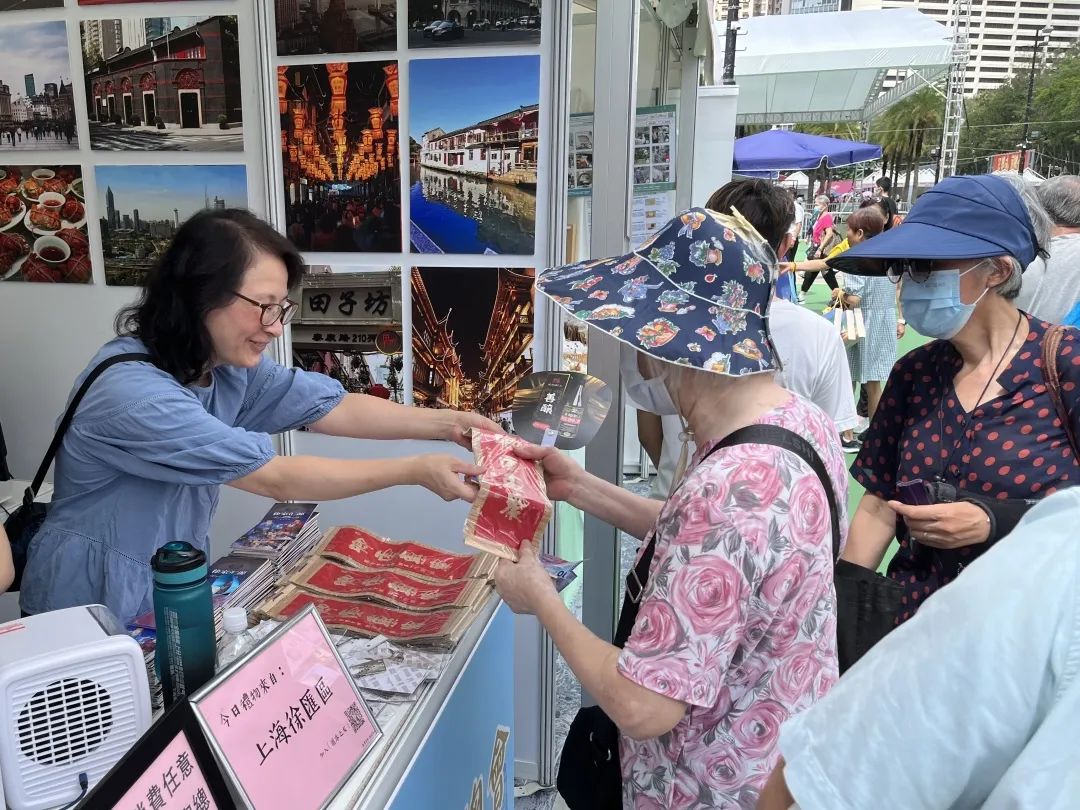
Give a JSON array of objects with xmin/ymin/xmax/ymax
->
[{"xmin": 1, "ymin": 165, "xmax": 89, "ymax": 284}]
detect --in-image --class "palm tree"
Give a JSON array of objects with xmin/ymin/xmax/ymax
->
[{"xmin": 869, "ymin": 87, "xmax": 944, "ymax": 200}]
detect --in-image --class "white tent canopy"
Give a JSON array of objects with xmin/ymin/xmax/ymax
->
[{"xmin": 713, "ymin": 9, "xmax": 954, "ymax": 125}]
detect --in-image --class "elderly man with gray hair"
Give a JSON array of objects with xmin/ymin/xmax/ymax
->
[{"xmin": 1015, "ymin": 174, "xmax": 1080, "ymax": 323}]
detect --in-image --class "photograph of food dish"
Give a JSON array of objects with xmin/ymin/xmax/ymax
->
[
  {"xmin": 80, "ymin": 16, "xmax": 243, "ymax": 152},
  {"xmin": 0, "ymin": 165, "xmax": 90, "ymax": 284},
  {"xmin": 96, "ymin": 163, "xmax": 247, "ymax": 286},
  {"xmin": 412, "ymin": 266, "xmax": 535, "ymax": 420},
  {"xmin": 0, "ymin": 21, "xmax": 78, "ymax": 150}
]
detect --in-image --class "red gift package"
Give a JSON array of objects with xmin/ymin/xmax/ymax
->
[
  {"xmin": 464, "ymin": 430, "xmax": 553, "ymax": 561},
  {"xmin": 290, "ymin": 558, "xmax": 490, "ymax": 612},
  {"xmin": 262, "ymin": 587, "xmax": 470, "ymax": 645},
  {"xmin": 317, "ymin": 526, "xmax": 497, "ymax": 582}
]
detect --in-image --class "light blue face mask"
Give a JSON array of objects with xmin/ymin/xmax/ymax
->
[{"xmin": 900, "ymin": 263, "xmax": 990, "ymax": 340}]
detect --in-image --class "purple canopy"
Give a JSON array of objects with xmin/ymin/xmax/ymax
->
[{"xmin": 733, "ymin": 130, "xmax": 882, "ymax": 173}]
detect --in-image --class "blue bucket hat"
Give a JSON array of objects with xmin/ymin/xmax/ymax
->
[
  {"xmin": 829, "ymin": 174, "xmax": 1045, "ymax": 276},
  {"xmin": 537, "ymin": 207, "xmax": 780, "ymax": 376}
]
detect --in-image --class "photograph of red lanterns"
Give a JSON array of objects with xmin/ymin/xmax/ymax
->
[{"xmin": 279, "ymin": 61, "xmax": 401, "ymax": 253}]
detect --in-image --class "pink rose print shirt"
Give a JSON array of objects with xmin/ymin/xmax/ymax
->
[{"xmin": 617, "ymin": 395, "xmax": 849, "ymax": 809}]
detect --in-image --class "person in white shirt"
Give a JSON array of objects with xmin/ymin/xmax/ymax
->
[
  {"xmin": 638, "ymin": 180, "xmax": 859, "ymax": 496},
  {"xmin": 1015, "ymin": 174, "xmax": 1080, "ymax": 324},
  {"xmin": 758, "ymin": 486, "xmax": 1080, "ymax": 810}
]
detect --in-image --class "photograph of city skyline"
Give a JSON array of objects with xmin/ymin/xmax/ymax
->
[
  {"xmin": 0, "ymin": 21, "xmax": 78, "ymax": 150},
  {"xmin": 412, "ymin": 266, "xmax": 534, "ymax": 420},
  {"xmin": 276, "ymin": 0, "xmax": 396, "ymax": 56},
  {"xmin": 96, "ymin": 164, "xmax": 248, "ymax": 286},
  {"xmin": 409, "ymin": 56, "xmax": 539, "ymax": 256},
  {"xmin": 81, "ymin": 16, "xmax": 243, "ymax": 151}
]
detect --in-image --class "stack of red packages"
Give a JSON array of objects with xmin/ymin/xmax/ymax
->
[
  {"xmin": 259, "ymin": 526, "xmax": 497, "ymax": 647},
  {"xmin": 464, "ymin": 429, "xmax": 553, "ymax": 561}
]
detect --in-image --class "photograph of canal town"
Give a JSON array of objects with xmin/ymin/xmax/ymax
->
[
  {"xmin": 96, "ymin": 163, "xmax": 248, "ymax": 285},
  {"xmin": 407, "ymin": 1, "xmax": 541, "ymax": 49},
  {"xmin": 81, "ymin": 16, "xmax": 243, "ymax": 152},
  {"xmin": 0, "ymin": 21, "xmax": 78, "ymax": 151},
  {"xmin": 276, "ymin": 0, "xmax": 396, "ymax": 56},
  {"xmin": 280, "ymin": 61, "xmax": 402, "ymax": 254},
  {"xmin": 409, "ymin": 55, "xmax": 539, "ymax": 255},
  {"xmin": 411, "ymin": 267, "xmax": 534, "ymax": 426}
]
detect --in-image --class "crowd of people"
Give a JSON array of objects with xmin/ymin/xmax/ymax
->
[
  {"xmin": 0, "ymin": 120, "xmax": 76, "ymax": 148},
  {"xmin": 285, "ymin": 195, "xmax": 401, "ymax": 252},
  {"xmin": 3, "ymin": 167, "xmax": 1080, "ymax": 810},
  {"xmin": 497, "ymin": 171, "xmax": 1080, "ymax": 809}
]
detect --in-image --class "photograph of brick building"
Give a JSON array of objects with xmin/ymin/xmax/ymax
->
[
  {"xmin": 411, "ymin": 266, "xmax": 534, "ymax": 420},
  {"xmin": 81, "ymin": 15, "xmax": 243, "ymax": 151}
]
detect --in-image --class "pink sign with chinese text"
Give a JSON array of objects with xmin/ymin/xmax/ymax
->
[
  {"xmin": 193, "ymin": 609, "xmax": 379, "ymax": 809},
  {"xmin": 114, "ymin": 731, "xmax": 219, "ymax": 810}
]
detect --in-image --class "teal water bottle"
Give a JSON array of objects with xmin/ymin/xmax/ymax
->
[{"xmin": 151, "ymin": 541, "xmax": 216, "ymax": 706}]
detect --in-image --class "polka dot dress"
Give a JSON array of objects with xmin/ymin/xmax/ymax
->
[{"xmin": 853, "ymin": 317, "xmax": 1080, "ymax": 625}]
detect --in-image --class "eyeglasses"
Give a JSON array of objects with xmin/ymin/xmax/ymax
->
[
  {"xmin": 232, "ymin": 291, "xmax": 299, "ymax": 326},
  {"xmin": 885, "ymin": 260, "xmax": 934, "ymax": 284}
]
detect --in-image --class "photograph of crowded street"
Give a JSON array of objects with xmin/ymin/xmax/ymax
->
[
  {"xmin": 281, "ymin": 61, "xmax": 401, "ymax": 254},
  {"xmin": 0, "ymin": 22, "xmax": 78, "ymax": 151},
  {"xmin": 276, "ymin": 0, "xmax": 396, "ymax": 56},
  {"xmin": 411, "ymin": 266, "xmax": 534, "ymax": 424},
  {"xmin": 409, "ymin": 55, "xmax": 539, "ymax": 255},
  {"xmin": 96, "ymin": 163, "xmax": 248, "ymax": 285},
  {"xmin": 81, "ymin": 15, "xmax": 243, "ymax": 152},
  {"xmin": 407, "ymin": 0, "xmax": 541, "ymax": 48}
]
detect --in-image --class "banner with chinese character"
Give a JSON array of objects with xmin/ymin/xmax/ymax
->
[
  {"xmin": 464, "ymin": 429, "xmax": 552, "ymax": 561},
  {"xmin": 191, "ymin": 607, "xmax": 380, "ymax": 810}
]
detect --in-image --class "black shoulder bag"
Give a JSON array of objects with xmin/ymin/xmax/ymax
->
[
  {"xmin": 556, "ymin": 424, "xmax": 841, "ymax": 809},
  {"xmin": 2, "ymin": 352, "xmax": 151, "ymax": 591}
]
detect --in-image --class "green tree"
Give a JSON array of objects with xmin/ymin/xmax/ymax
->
[{"xmin": 959, "ymin": 44, "xmax": 1080, "ymax": 175}]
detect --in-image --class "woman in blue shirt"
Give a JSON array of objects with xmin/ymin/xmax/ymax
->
[{"xmin": 20, "ymin": 209, "xmax": 496, "ymax": 623}]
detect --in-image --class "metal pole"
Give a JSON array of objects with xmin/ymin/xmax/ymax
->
[
  {"xmin": 1019, "ymin": 27, "xmax": 1048, "ymax": 174},
  {"xmin": 722, "ymin": 0, "xmax": 739, "ymax": 86}
]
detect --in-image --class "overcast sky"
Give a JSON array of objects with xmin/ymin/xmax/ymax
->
[{"xmin": 0, "ymin": 21, "xmax": 73, "ymax": 97}]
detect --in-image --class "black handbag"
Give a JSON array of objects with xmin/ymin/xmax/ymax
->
[
  {"xmin": 2, "ymin": 352, "xmax": 151, "ymax": 592},
  {"xmin": 833, "ymin": 558, "xmax": 902, "ymax": 673},
  {"xmin": 556, "ymin": 424, "xmax": 842, "ymax": 809}
]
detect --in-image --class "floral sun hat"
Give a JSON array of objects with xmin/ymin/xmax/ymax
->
[{"xmin": 538, "ymin": 207, "xmax": 780, "ymax": 375}]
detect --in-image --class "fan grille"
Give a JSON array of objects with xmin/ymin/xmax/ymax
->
[{"xmin": 17, "ymin": 678, "xmax": 114, "ymax": 766}]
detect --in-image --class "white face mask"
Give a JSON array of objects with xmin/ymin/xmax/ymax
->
[{"xmin": 620, "ymin": 344, "xmax": 679, "ymax": 415}]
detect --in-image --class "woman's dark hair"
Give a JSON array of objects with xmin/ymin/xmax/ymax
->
[
  {"xmin": 705, "ymin": 179, "xmax": 795, "ymax": 254},
  {"xmin": 115, "ymin": 209, "xmax": 304, "ymax": 384},
  {"xmin": 845, "ymin": 204, "xmax": 887, "ymax": 238}
]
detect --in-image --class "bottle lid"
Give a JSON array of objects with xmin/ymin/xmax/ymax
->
[
  {"xmin": 222, "ymin": 607, "xmax": 249, "ymax": 635},
  {"xmin": 151, "ymin": 541, "xmax": 207, "ymax": 584}
]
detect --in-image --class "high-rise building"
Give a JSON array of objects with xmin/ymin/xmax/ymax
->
[
  {"xmin": 106, "ymin": 186, "xmax": 118, "ymax": 231},
  {"xmin": 122, "ymin": 214, "xmax": 133, "ymax": 231},
  {"xmin": 43, "ymin": 83, "xmax": 58, "ymax": 101},
  {"xmin": 145, "ymin": 18, "xmax": 170, "ymax": 40},
  {"xmin": 883, "ymin": 0, "xmax": 1079, "ymax": 94},
  {"xmin": 24, "ymin": 74, "xmax": 35, "ymax": 99},
  {"xmin": 213, "ymin": 196, "xmax": 226, "ymax": 210},
  {"xmin": 133, "ymin": 208, "xmax": 141, "ymax": 232},
  {"xmin": 122, "ymin": 19, "xmax": 147, "ymax": 50},
  {"xmin": 83, "ymin": 19, "xmax": 123, "ymax": 60}
]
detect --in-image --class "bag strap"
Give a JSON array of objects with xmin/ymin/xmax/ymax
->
[
  {"xmin": 21, "ymin": 352, "xmax": 153, "ymax": 507},
  {"xmin": 614, "ymin": 423, "xmax": 841, "ymax": 648},
  {"xmin": 1040, "ymin": 325, "xmax": 1080, "ymax": 463}
]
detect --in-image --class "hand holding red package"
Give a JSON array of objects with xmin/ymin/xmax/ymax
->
[{"xmin": 464, "ymin": 429, "xmax": 552, "ymax": 561}]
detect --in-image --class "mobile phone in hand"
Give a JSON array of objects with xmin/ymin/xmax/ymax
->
[{"xmin": 896, "ymin": 479, "xmax": 935, "ymax": 506}]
